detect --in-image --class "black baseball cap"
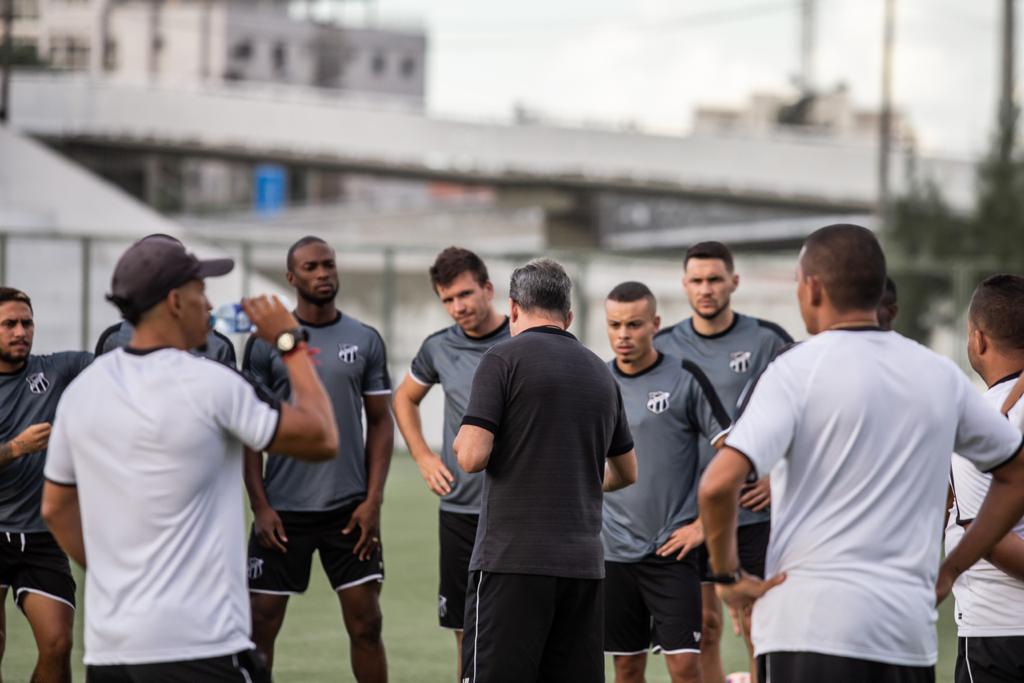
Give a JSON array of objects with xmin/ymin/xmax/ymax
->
[{"xmin": 107, "ymin": 235, "xmax": 234, "ymax": 319}]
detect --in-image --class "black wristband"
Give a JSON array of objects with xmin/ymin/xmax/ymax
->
[{"xmin": 706, "ymin": 569, "xmax": 742, "ymax": 585}]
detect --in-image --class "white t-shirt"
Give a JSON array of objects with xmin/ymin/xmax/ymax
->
[
  {"xmin": 945, "ymin": 373, "xmax": 1024, "ymax": 637},
  {"xmin": 725, "ymin": 329, "xmax": 1024, "ymax": 667},
  {"xmin": 44, "ymin": 348, "xmax": 281, "ymax": 666}
]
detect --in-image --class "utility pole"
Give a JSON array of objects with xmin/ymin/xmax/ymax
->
[
  {"xmin": 999, "ymin": 0, "xmax": 1017, "ymax": 163},
  {"xmin": 877, "ymin": 0, "xmax": 896, "ymax": 222},
  {"xmin": 1, "ymin": 0, "xmax": 13, "ymax": 124}
]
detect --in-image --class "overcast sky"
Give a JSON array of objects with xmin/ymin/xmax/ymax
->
[{"xmin": 307, "ymin": 0, "xmax": 1012, "ymax": 158}]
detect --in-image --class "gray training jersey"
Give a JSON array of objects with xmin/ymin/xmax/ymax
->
[
  {"xmin": 654, "ymin": 312, "xmax": 792, "ymax": 526},
  {"xmin": 603, "ymin": 354, "xmax": 730, "ymax": 563},
  {"xmin": 244, "ymin": 313, "xmax": 391, "ymax": 512},
  {"xmin": 96, "ymin": 322, "xmax": 237, "ymax": 368},
  {"xmin": 409, "ymin": 318, "xmax": 510, "ymax": 514},
  {"xmin": 0, "ymin": 352, "xmax": 92, "ymax": 532}
]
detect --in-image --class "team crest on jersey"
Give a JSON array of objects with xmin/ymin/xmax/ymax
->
[
  {"xmin": 729, "ymin": 351, "xmax": 752, "ymax": 374},
  {"xmin": 646, "ymin": 391, "xmax": 671, "ymax": 415},
  {"xmin": 438, "ymin": 594, "xmax": 448, "ymax": 618},
  {"xmin": 338, "ymin": 343, "xmax": 359, "ymax": 364},
  {"xmin": 247, "ymin": 557, "xmax": 264, "ymax": 579},
  {"xmin": 25, "ymin": 372, "xmax": 50, "ymax": 395}
]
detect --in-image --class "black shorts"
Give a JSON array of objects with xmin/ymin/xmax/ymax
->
[
  {"xmin": 0, "ymin": 531, "xmax": 76, "ymax": 610},
  {"xmin": 604, "ymin": 554, "xmax": 702, "ymax": 655},
  {"xmin": 247, "ymin": 502, "xmax": 384, "ymax": 595},
  {"xmin": 696, "ymin": 520, "xmax": 771, "ymax": 581},
  {"xmin": 438, "ymin": 510, "xmax": 478, "ymax": 630},
  {"xmin": 757, "ymin": 652, "xmax": 934, "ymax": 683},
  {"xmin": 956, "ymin": 635, "xmax": 1024, "ymax": 683},
  {"xmin": 86, "ymin": 650, "xmax": 270, "ymax": 683},
  {"xmin": 461, "ymin": 571, "xmax": 603, "ymax": 683}
]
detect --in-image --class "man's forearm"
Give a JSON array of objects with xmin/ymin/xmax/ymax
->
[
  {"xmin": 243, "ymin": 448, "xmax": 271, "ymax": 510},
  {"xmin": 364, "ymin": 416, "xmax": 394, "ymax": 504},
  {"xmin": 702, "ymin": 487, "xmax": 740, "ymax": 574},
  {"xmin": 393, "ymin": 394, "xmax": 432, "ymax": 462},
  {"xmin": 41, "ymin": 484, "xmax": 87, "ymax": 568},
  {"xmin": 0, "ymin": 440, "xmax": 17, "ymax": 469},
  {"xmin": 282, "ymin": 349, "xmax": 335, "ymax": 438},
  {"xmin": 985, "ymin": 531, "xmax": 1024, "ymax": 582},
  {"xmin": 944, "ymin": 460, "xmax": 1024, "ymax": 580}
]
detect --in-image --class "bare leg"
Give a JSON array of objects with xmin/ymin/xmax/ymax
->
[
  {"xmin": 741, "ymin": 605, "xmax": 757, "ymax": 681},
  {"xmin": 21, "ymin": 592, "xmax": 73, "ymax": 683},
  {"xmin": 613, "ymin": 653, "xmax": 648, "ymax": 683},
  {"xmin": 250, "ymin": 593, "xmax": 290, "ymax": 672},
  {"xmin": 699, "ymin": 584, "xmax": 725, "ymax": 683},
  {"xmin": 338, "ymin": 582, "xmax": 387, "ymax": 683},
  {"xmin": 665, "ymin": 652, "xmax": 702, "ymax": 683}
]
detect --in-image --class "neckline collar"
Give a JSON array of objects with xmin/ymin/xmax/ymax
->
[
  {"xmin": 522, "ymin": 325, "xmax": 576, "ymax": 340},
  {"xmin": 123, "ymin": 346, "xmax": 173, "ymax": 356},
  {"xmin": 826, "ymin": 325, "xmax": 884, "ymax": 333},
  {"xmin": 464, "ymin": 316, "xmax": 509, "ymax": 342},
  {"xmin": 990, "ymin": 370, "xmax": 1023, "ymax": 389},
  {"xmin": 689, "ymin": 313, "xmax": 740, "ymax": 340},
  {"xmin": 296, "ymin": 311, "xmax": 342, "ymax": 328},
  {"xmin": 613, "ymin": 352, "xmax": 664, "ymax": 379}
]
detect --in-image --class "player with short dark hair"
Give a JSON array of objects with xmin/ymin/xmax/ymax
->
[
  {"xmin": 40, "ymin": 236, "xmax": 338, "ymax": 682},
  {"xmin": 700, "ymin": 224, "xmax": 1024, "ymax": 683},
  {"xmin": 243, "ymin": 236, "xmax": 394, "ymax": 682},
  {"xmin": 393, "ymin": 247, "xmax": 509, "ymax": 676},
  {"xmin": 603, "ymin": 281, "xmax": 730, "ymax": 683},
  {"xmin": 654, "ymin": 240, "xmax": 791, "ymax": 683},
  {"xmin": 455, "ymin": 258, "xmax": 637, "ymax": 683},
  {"xmin": 94, "ymin": 234, "xmax": 238, "ymax": 367},
  {"xmin": 0, "ymin": 286, "xmax": 90, "ymax": 683},
  {"xmin": 945, "ymin": 273, "xmax": 1024, "ymax": 683}
]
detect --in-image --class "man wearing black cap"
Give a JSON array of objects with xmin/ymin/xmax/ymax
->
[
  {"xmin": 39, "ymin": 236, "xmax": 340, "ymax": 682},
  {"xmin": 93, "ymin": 234, "xmax": 237, "ymax": 367}
]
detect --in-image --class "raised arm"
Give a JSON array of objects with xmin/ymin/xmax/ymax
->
[{"xmin": 242, "ymin": 296, "xmax": 338, "ymax": 461}]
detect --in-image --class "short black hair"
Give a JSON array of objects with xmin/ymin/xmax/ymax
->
[
  {"xmin": 969, "ymin": 274, "xmax": 1024, "ymax": 350},
  {"xmin": 0, "ymin": 287, "xmax": 32, "ymax": 312},
  {"xmin": 286, "ymin": 235, "xmax": 329, "ymax": 272},
  {"xmin": 429, "ymin": 247, "xmax": 490, "ymax": 293},
  {"xmin": 801, "ymin": 224, "xmax": 887, "ymax": 312},
  {"xmin": 685, "ymin": 241, "xmax": 734, "ymax": 272},
  {"xmin": 606, "ymin": 281, "xmax": 657, "ymax": 312}
]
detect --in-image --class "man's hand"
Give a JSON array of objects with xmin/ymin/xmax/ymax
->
[
  {"xmin": 717, "ymin": 571, "xmax": 787, "ymax": 631},
  {"xmin": 3, "ymin": 423, "xmax": 52, "ymax": 462},
  {"xmin": 415, "ymin": 451, "xmax": 455, "ymax": 496},
  {"xmin": 242, "ymin": 295, "xmax": 300, "ymax": 344},
  {"xmin": 656, "ymin": 519, "xmax": 704, "ymax": 560},
  {"xmin": 935, "ymin": 565, "xmax": 957, "ymax": 606},
  {"xmin": 739, "ymin": 476, "xmax": 771, "ymax": 512},
  {"xmin": 343, "ymin": 499, "xmax": 382, "ymax": 561},
  {"xmin": 253, "ymin": 504, "xmax": 288, "ymax": 554}
]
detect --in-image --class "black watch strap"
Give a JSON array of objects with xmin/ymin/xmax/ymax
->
[{"xmin": 706, "ymin": 569, "xmax": 742, "ymax": 585}]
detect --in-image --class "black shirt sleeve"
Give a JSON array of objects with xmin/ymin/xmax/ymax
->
[
  {"xmin": 608, "ymin": 387, "xmax": 634, "ymax": 458},
  {"xmin": 461, "ymin": 350, "xmax": 509, "ymax": 435}
]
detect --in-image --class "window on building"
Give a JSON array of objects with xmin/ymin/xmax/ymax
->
[
  {"xmin": 103, "ymin": 39, "xmax": 118, "ymax": 71},
  {"xmin": 49, "ymin": 35, "xmax": 90, "ymax": 71},
  {"xmin": 400, "ymin": 56, "xmax": 415, "ymax": 79},
  {"xmin": 13, "ymin": 0, "xmax": 40, "ymax": 19},
  {"xmin": 231, "ymin": 40, "xmax": 253, "ymax": 61},
  {"xmin": 272, "ymin": 42, "xmax": 287, "ymax": 75},
  {"xmin": 371, "ymin": 52, "xmax": 386, "ymax": 76}
]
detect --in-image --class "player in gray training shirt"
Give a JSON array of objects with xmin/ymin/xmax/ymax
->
[
  {"xmin": 653, "ymin": 241, "xmax": 791, "ymax": 683},
  {"xmin": 603, "ymin": 282, "xmax": 730, "ymax": 683},
  {"xmin": 95, "ymin": 320, "xmax": 237, "ymax": 367},
  {"xmin": 243, "ymin": 236, "xmax": 393, "ymax": 683},
  {"xmin": 0, "ymin": 287, "xmax": 90, "ymax": 683},
  {"xmin": 393, "ymin": 247, "xmax": 509, "ymax": 674}
]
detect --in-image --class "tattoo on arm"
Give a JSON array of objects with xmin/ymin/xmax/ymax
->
[{"xmin": 0, "ymin": 441, "xmax": 17, "ymax": 467}]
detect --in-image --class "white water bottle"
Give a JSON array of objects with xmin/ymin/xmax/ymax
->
[{"xmin": 213, "ymin": 302, "xmax": 254, "ymax": 334}]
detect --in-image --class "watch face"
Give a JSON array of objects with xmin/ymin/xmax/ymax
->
[{"xmin": 277, "ymin": 332, "xmax": 296, "ymax": 353}]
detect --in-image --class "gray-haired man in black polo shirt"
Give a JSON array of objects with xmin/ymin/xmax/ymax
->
[{"xmin": 454, "ymin": 258, "xmax": 638, "ymax": 683}]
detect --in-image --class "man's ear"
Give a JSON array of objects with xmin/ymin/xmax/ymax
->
[
  {"xmin": 509, "ymin": 299, "xmax": 519, "ymax": 322},
  {"xmin": 165, "ymin": 290, "xmax": 183, "ymax": 319},
  {"xmin": 565, "ymin": 310, "xmax": 574, "ymax": 330},
  {"xmin": 285, "ymin": 270, "xmax": 295, "ymax": 288},
  {"xmin": 809, "ymin": 276, "xmax": 824, "ymax": 308},
  {"xmin": 974, "ymin": 327, "xmax": 989, "ymax": 358}
]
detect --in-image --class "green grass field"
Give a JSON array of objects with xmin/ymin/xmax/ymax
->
[{"xmin": 5, "ymin": 455, "xmax": 959, "ymax": 682}]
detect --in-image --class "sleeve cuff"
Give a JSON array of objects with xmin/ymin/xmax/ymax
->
[
  {"xmin": 983, "ymin": 433, "xmax": 1024, "ymax": 474},
  {"xmin": 44, "ymin": 476, "xmax": 77, "ymax": 488},
  {"xmin": 462, "ymin": 415, "xmax": 499, "ymax": 434},
  {"xmin": 260, "ymin": 409, "xmax": 283, "ymax": 452},
  {"xmin": 724, "ymin": 442, "xmax": 761, "ymax": 483},
  {"xmin": 363, "ymin": 389, "xmax": 393, "ymax": 396},
  {"xmin": 408, "ymin": 372, "xmax": 434, "ymax": 387},
  {"xmin": 608, "ymin": 440, "xmax": 635, "ymax": 458}
]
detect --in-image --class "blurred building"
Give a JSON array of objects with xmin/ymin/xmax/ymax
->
[{"xmin": 7, "ymin": 0, "xmax": 426, "ymax": 108}]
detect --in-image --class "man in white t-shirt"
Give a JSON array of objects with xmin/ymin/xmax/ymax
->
[
  {"xmin": 945, "ymin": 273, "xmax": 1024, "ymax": 683},
  {"xmin": 38, "ymin": 236, "xmax": 339, "ymax": 682},
  {"xmin": 698, "ymin": 224, "xmax": 1024, "ymax": 683}
]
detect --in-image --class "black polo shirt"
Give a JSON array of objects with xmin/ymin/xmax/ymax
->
[{"xmin": 462, "ymin": 325, "xmax": 634, "ymax": 579}]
